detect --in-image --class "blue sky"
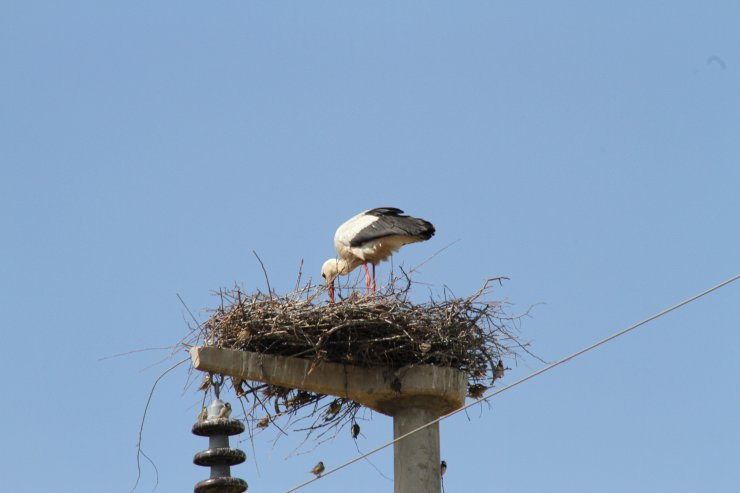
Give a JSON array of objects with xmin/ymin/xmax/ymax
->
[{"xmin": 2, "ymin": 2, "xmax": 739, "ymax": 492}]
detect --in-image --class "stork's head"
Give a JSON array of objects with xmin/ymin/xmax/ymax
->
[{"xmin": 321, "ymin": 258, "xmax": 339, "ymax": 302}]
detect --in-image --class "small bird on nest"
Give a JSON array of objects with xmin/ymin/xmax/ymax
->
[
  {"xmin": 232, "ymin": 378, "xmax": 246, "ymax": 398},
  {"xmin": 324, "ymin": 399, "xmax": 342, "ymax": 421},
  {"xmin": 493, "ymin": 359, "xmax": 505, "ymax": 381},
  {"xmin": 310, "ymin": 461, "xmax": 325, "ymax": 478},
  {"xmin": 321, "ymin": 208, "xmax": 435, "ymax": 302},
  {"xmin": 467, "ymin": 383, "xmax": 487, "ymax": 399},
  {"xmin": 197, "ymin": 374, "xmax": 211, "ymax": 392},
  {"xmin": 327, "ymin": 399, "xmax": 342, "ymax": 416},
  {"xmin": 217, "ymin": 402, "xmax": 232, "ymax": 419},
  {"xmin": 256, "ymin": 415, "xmax": 270, "ymax": 429},
  {"xmin": 196, "ymin": 407, "xmax": 208, "ymax": 422}
]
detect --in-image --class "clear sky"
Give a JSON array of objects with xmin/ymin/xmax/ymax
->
[{"xmin": 2, "ymin": 2, "xmax": 739, "ymax": 492}]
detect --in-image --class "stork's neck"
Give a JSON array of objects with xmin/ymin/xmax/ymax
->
[{"xmin": 337, "ymin": 257, "xmax": 360, "ymax": 275}]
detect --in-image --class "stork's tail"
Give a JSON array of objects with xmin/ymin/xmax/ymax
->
[{"xmin": 410, "ymin": 217, "xmax": 435, "ymax": 241}]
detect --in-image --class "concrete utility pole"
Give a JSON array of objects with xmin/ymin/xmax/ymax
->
[{"xmin": 191, "ymin": 346, "xmax": 466, "ymax": 493}]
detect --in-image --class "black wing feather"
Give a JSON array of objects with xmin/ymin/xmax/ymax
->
[
  {"xmin": 350, "ymin": 209, "xmax": 435, "ymax": 247},
  {"xmin": 365, "ymin": 207, "xmax": 404, "ymax": 216}
]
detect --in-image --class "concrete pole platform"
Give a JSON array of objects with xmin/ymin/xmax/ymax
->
[{"xmin": 190, "ymin": 346, "xmax": 468, "ymax": 493}]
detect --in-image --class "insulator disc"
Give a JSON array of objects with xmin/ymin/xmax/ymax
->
[
  {"xmin": 193, "ymin": 447, "xmax": 247, "ymax": 467},
  {"xmin": 192, "ymin": 418, "xmax": 245, "ymax": 437},
  {"xmin": 194, "ymin": 476, "xmax": 248, "ymax": 493}
]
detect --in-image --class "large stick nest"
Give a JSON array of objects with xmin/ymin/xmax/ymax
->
[{"xmin": 193, "ymin": 275, "xmax": 535, "ymax": 447}]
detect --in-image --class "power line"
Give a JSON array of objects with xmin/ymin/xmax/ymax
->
[{"xmin": 281, "ymin": 273, "xmax": 740, "ymax": 493}]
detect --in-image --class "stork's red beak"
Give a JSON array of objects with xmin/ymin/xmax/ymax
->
[{"xmin": 328, "ymin": 282, "xmax": 335, "ymax": 303}]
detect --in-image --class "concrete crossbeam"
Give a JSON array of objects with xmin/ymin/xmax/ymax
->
[{"xmin": 190, "ymin": 346, "xmax": 467, "ymax": 416}]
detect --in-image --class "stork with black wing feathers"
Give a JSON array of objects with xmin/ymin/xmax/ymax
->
[{"xmin": 321, "ymin": 208, "xmax": 435, "ymax": 302}]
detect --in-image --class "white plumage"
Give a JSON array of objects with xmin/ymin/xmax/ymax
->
[{"xmin": 321, "ymin": 208, "xmax": 435, "ymax": 301}]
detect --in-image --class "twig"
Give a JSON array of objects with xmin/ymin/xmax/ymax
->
[
  {"xmin": 130, "ymin": 357, "xmax": 189, "ymax": 493},
  {"xmin": 98, "ymin": 347, "xmax": 172, "ymax": 361},
  {"xmin": 294, "ymin": 259, "xmax": 304, "ymax": 294},
  {"xmin": 252, "ymin": 250, "xmax": 273, "ymax": 300},
  {"xmin": 177, "ymin": 293, "xmax": 203, "ymax": 330},
  {"xmin": 353, "ymin": 439, "xmax": 393, "ymax": 481},
  {"xmin": 407, "ymin": 239, "xmax": 460, "ymax": 275}
]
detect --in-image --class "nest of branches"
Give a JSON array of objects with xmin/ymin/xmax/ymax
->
[{"xmin": 194, "ymin": 275, "xmax": 534, "ymax": 446}]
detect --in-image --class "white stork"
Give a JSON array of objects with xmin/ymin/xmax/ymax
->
[{"xmin": 321, "ymin": 207, "xmax": 435, "ymax": 301}]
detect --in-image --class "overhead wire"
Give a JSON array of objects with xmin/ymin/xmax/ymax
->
[{"xmin": 281, "ymin": 273, "xmax": 740, "ymax": 493}]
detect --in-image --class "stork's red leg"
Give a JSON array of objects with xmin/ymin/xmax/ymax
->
[
  {"xmin": 363, "ymin": 262, "xmax": 371, "ymax": 294},
  {"xmin": 371, "ymin": 263, "xmax": 376, "ymax": 296}
]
